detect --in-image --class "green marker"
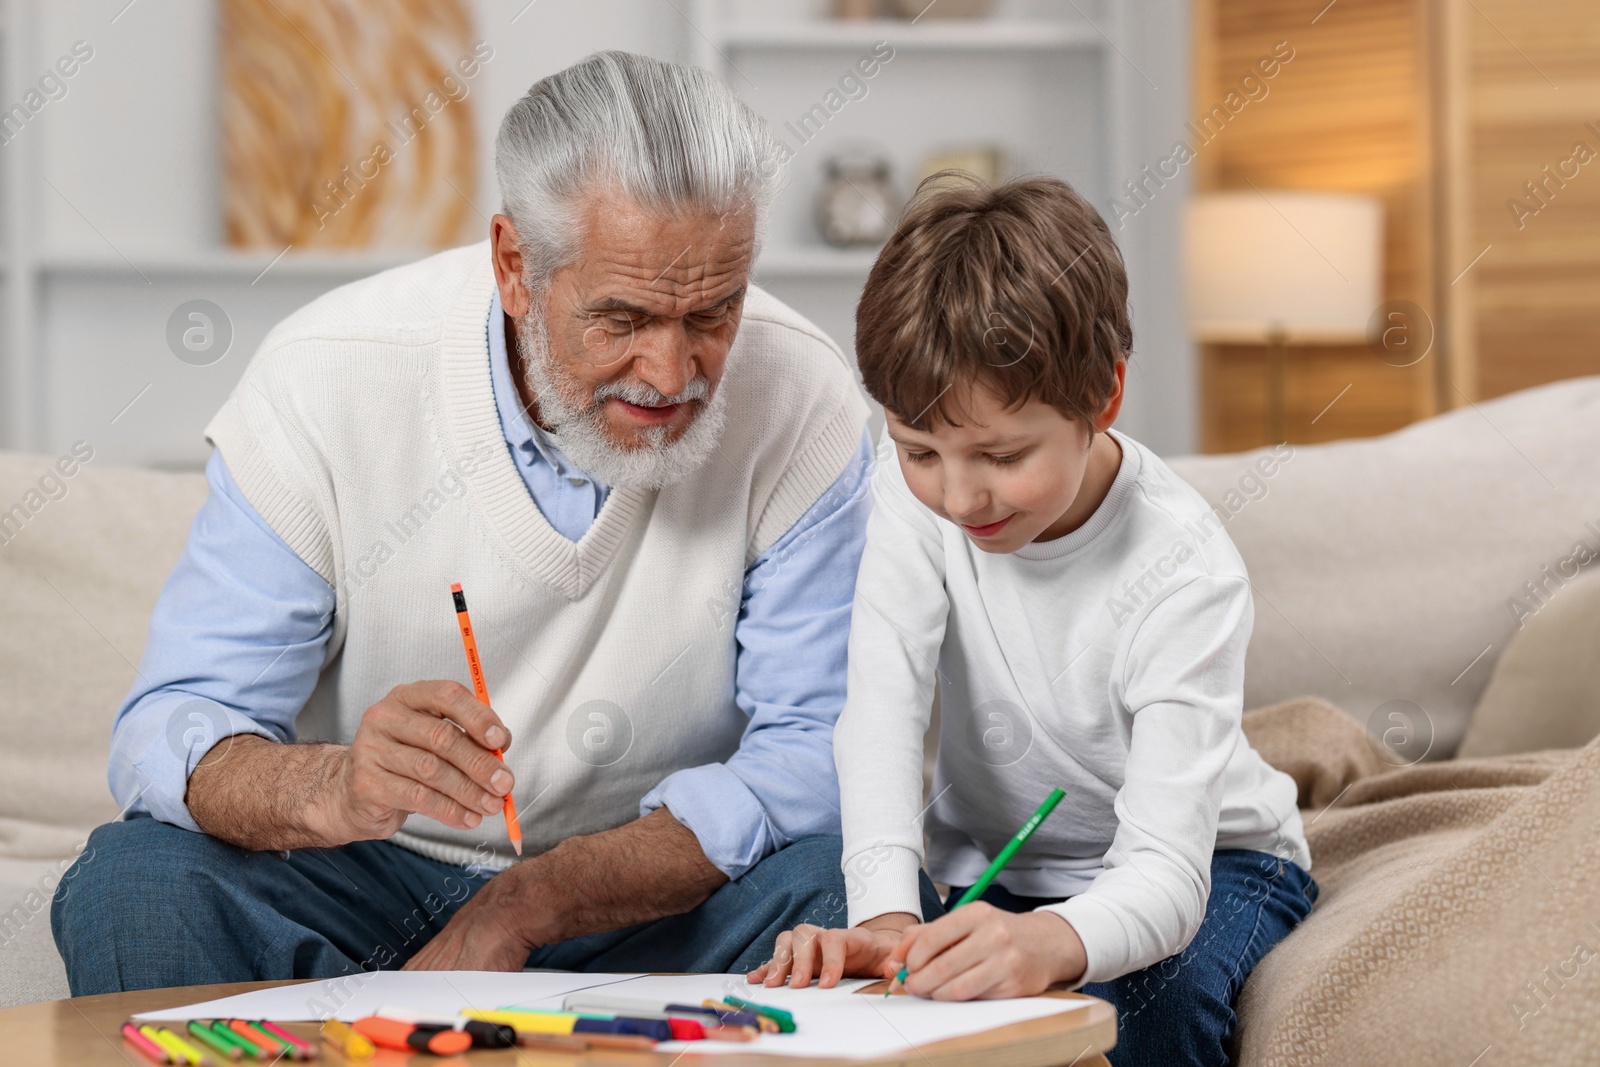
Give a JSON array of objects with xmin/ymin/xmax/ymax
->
[
  {"xmin": 721, "ymin": 994, "xmax": 796, "ymax": 1033},
  {"xmin": 185, "ymin": 1021, "xmax": 242, "ymax": 1060},
  {"xmin": 205, "ymin": 1021, "xmax": 261, "ymax": 1058},
  {"xmin": 890, "ymin": 786, "xmax": 1067, "ymax": 996}
]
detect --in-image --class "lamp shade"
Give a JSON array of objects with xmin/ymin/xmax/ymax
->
[{"xmin": 1185, "ymin": 191, "xmax": 1383, "ymax": 344}]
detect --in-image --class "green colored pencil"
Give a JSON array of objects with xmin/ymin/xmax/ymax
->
[
  {"xmin": 208, "ymin": 1020, "xmax": 263, "ymax": 1058},
  {"xmin": 186, "ymin": 1021, "xmax": 243, "ymax": 1060},
  {"xmin": 889, "ymin": 786, "xmax": 1067, "ymax": 995}
]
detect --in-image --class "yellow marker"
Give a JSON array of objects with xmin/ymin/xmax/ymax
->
[
  {"xmin": 141, "ymin": 1026, "xmax": 204, "ymax": 1066},
  {"xmin": 463, "ymin": 1008, "xmax": 582, "ymax": 1036},
  {"xmin": 320, "ymin": 1018, "xmax": 375, "ymax": 1059}
]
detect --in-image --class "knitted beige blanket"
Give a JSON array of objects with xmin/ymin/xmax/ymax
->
[{"xmin": 1233, "ymin": 698, "xmax": 1600, "ymax": 1065}]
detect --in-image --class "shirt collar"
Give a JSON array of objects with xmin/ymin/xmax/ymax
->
[{"xmin": 487, "ymin": 288, "xmax": 604, "ymax": 489}]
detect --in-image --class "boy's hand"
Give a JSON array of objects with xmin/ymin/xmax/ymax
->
[
  {"xmin": 749, "ymin": 913, "xmax": 918, "ymax": 989},
  {"xmin": 887, "ymin": 903, "xmax": 1088, "ymax": 1000}
]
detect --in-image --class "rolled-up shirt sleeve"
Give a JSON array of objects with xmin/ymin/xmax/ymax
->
[
  {"xmin": 641, "ymin": 432, "xmax": 872, "ymax": 879},
  {"xmin": 109, "ymin": 450, "xmax": 334, "ymax": 832}
]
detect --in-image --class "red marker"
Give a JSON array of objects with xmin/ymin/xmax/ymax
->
[
  {"xmin": 450, "ymin": 583, "xmax": 522, "ymax": 855},
  {"xmin": 667, "ymin": 1017, "xmax": 707, "ymax": 1041}
]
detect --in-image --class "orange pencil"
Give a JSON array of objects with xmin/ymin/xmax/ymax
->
[{"xmin": 450, "ymin": 583, "xmax": 522, "ymax": 855}]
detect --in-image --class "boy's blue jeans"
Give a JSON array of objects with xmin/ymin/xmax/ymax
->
[
  {"xmin": 51, "ymin": 814, "xmax": 865, "ymax": 995},
  {"xmin": 948, "ymin": 849, "xmax": 1319, "ymax": 1067}
]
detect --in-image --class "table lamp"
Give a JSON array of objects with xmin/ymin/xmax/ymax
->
[{"xmin": 1185, "ymin": 191, "xmax": 1383, "ymax": 442}]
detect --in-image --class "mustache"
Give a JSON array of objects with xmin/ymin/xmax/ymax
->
[{"xmin": 592, "ymin": 375, "xmax": 711, "ymax": 409}]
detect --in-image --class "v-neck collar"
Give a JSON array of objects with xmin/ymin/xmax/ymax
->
[{"xmin": 438, "ymin": 247, "xmax": 651, "ymax": 600}]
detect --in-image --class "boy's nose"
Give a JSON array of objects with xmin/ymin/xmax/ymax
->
[{"xmin": 944, "ymin": 481, "xmax": 989, "ymax": 523}]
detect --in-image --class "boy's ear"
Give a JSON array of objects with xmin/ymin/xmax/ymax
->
[{"xmin": 1092, "ymin": 358, "xmax": 1128, "ymax": 434}]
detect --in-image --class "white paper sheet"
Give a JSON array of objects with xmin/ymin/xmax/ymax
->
[
  {"xmin": 133, "ymin": 971, "xmax": 642, "ymax": 1022},
  {"xmin": 136, "ymin": 971, "xmax": 1094, "ymax": 1060},
  {"xmin": 595, "ymin": 974, "xmax": 1094, "ymax": 1059}
]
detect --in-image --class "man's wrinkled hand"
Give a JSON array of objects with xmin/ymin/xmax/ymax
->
[
  {"xmin": 317, "ymin": 680, "xmax": 514, "ymax": 844},
  {"xmin": 403, "ymin": 862, "xmax": 546, "ymax": 972}
]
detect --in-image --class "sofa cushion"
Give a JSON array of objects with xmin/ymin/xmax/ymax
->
[
  {"xmin": 1166, "ymin": 376, "xmax": 1600, "ymax": 759},
  {"xmin": 1456, "ymin": 567, "xmax": 1600, "ymax": 757},
  {"xmin": 0, "ymin": 450, "xmax": 206, "ymax": 858},
  {"xmin": 0, "ymin": 856, "xmax": 74, "ymax": 1007}
]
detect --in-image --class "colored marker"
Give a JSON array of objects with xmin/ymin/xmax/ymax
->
[
  {"xmin": 562, "ymin": 993, "xmax": 760, "ymax": 1027},
  {"xmin": 319, "ymin": 1019, "xmax": 374, "ymax": 1060},
  {"xmin": 514, "ymin": 1032, "xmax": 659, "ymax": 1053},
  {"xmin": 228, "ymin": 1020, "xmax": 285, "ymax": 1058},
  {"xmin": 352, "ymin": 1016, "xmax": 472, "ymax": 1056},
  {"xmin": 142, "ymin": 1026, "xmax": 207, "ymax": 1066},
  {"xmin": 184, "ymin": 1022, "xmax": 241, "ymax": 1061},
  {"xmin": 720, "ymin": 995, "xmax": 796, "ymax": 1033},
  {"xmin": 464, "ymin": 1007, "xmax": 673, "ymax": 1041},
  {"xmin": 707, "ymin": 1000, "xmax": 779, "ymax": 1032},
  {"xmin": 204, "ymin": 1022, "xmax": 261, "ymax": 1059},
  {"xmin": 257, "ymin": 1020, "xmax": 317, "ymax": 1059},
  {"xmin": 451, "ymin": 583, "xmax": 522, "ymax": 855},
  {"xmin": 122, "ymin": 1024, "xmax": 174, "ymax": 1065},
  {"xmin": 890, "ymin": 785, "xmax": 1068, "ymax": 995},
  {"xmin": 373, "ymin": 1006, "xmax": 515, "ymax": 1049}
]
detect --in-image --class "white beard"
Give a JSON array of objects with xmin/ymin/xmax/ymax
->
[{"xmin": 514, "ymin": 306, "xmax": 730, "ymax": 491}]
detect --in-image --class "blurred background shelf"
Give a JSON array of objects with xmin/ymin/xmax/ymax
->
[
  {"xmin": 720, "ymin": 19, "xmax": 1102, "ymax": 52},
  {"xmin": 37, "ymin": 250, "xmax": 419, "ymax": 281},
  {"xmin": 0, "ymin": 0, "xmax": 1191, "ymax": 469}
]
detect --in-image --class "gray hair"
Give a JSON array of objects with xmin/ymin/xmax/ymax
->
[{"xmin": 494, "ymin": 51, "xmax": 785, "ymax": 287}]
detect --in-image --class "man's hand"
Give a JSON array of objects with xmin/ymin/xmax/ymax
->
[
  {"xmin": 748, "ymin": 912, "xmax": 917, "ymax": 989},
  {"xmin": 402, "ymin": 861, "xmax": 536, "ymax": 972},
  {"xmin": 318, "ymin": 680, "xmax": 514, "ymax": 842},
  {"xmin": 404, "ymin": 807, "xmax": 727, "ymax": 971},
  {"xmin": 186, "ymin": 680, "xmax": 513, "ymax": 851},
  {"xmin": 886, "ymin": 904, "xmax": 1088, "ymax": 1000}
]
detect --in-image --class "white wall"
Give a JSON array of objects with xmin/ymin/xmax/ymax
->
[{"xmin": 0, "ymin": 0, "xmax": 1192, "ymax": 467}]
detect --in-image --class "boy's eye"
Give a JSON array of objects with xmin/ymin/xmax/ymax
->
[
  {"xmin": 987, "ymin": 453, "xmax": 1022, "ymax": 465},
  {"xmin": 902, "ymin": 449, "xmax": 936, "ymax": 464}
]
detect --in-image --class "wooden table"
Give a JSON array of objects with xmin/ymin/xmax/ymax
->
[{"xmin": 0, "ymin": 979, "xmax": 1116, "ymax": 1066}]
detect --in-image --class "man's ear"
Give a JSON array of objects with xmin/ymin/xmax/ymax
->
[
  {"xmin": 1093, "ymin": 358, "xmax": 1128, "ymax": 434},
  {"xmin": 490, "ymin": 214, "xmax": 532, "ymax": 319}
]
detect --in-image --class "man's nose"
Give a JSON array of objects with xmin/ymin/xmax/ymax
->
[{"xmin": 629, "ymin": 323, "xmax": 694, "ymax": 398}]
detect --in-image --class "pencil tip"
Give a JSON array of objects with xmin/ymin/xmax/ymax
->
[{"xmin": 512, "ymin": 840, "xmax": 523, "ymax": 856}]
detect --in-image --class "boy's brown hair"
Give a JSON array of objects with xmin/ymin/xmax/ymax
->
[{"xmin": 855, "ymin": 173, "xmax": 1132, "ymax": 430}]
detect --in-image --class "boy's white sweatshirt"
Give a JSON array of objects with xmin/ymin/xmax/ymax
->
[{"xmin": 837, "ymin": 429, "xmax": 1309, "ymax": 989}]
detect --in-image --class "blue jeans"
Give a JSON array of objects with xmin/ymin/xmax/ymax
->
[
  {"xmin": 51, "ymin": 815, "xmax": 856, "ymax": 995},
  {"xmin": 948, "ymin": 849, "xmax": 1318, "ymax": 1067}
]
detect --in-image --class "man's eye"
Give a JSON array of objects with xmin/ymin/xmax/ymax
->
[
  {"xmin": 691, "ymin": 308, "xmax": 732, "ymax": 329},
  {"xmin": 590, "ymin": 313, "xmax": 638, "ymax": 332}
]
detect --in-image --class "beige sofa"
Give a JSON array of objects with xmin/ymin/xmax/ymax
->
[{"xmin": 4, "ymin": 375, "xmax": 1600, "ymax": 1010}]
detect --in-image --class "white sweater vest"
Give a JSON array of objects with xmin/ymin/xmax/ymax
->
[{"xmin": 205, "ymin": 243, "xmax": 868, "ymax": 868}]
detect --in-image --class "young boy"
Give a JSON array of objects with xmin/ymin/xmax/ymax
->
[{"xmin": 749, "ymin": 175, "xmax": 1316, "ymax": 1066}]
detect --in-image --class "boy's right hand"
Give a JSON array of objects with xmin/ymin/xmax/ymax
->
[{"xmin": 748, "ymin": 913, "xmax": 919, "ymax": 989}]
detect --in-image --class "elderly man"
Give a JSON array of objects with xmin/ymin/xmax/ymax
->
[{"xmin": 51, "ymin": 51, "xmax": 888, "ymax": 993}]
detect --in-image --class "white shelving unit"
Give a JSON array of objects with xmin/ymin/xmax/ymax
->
[
  {"xmin": 37, "ymin": 250, "xmax": 418, "ymax": 282},
  {"xmin": 0, "ymin": 0, "xmax": 1190, "ymax": 463},
  {"xmin": 681, "ymin": 0, "xmax": 1135, "ymax": 392},
  {"xmin": 717, "ymin": 19, "xmax": 1103, "ymax": 51}
]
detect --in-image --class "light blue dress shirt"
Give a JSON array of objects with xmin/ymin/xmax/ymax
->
[{"xmin": 109, "ymin": 290, "xmax": 873, "ymax": 879}]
